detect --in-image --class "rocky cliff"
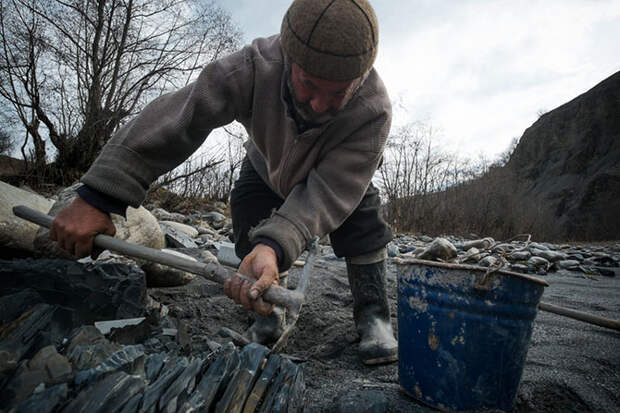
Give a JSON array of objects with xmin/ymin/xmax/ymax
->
[{"xmin": 508, "ymin": 70, "xmax": 620, "ymax": 240}]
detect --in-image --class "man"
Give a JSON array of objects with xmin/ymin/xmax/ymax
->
[{"xmin": 50, "ymin": 0, "xmax": 397, "ymax": 365}]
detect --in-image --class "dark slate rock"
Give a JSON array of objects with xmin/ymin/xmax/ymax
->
[
  {"xmin": 287, "ymin": 363, "xmax": 306, "ymax": 413},
  {"xmin": 566, "ymin": 253, "xmax": 585, "ymax": 261},
  {"xmin": 203, "ymin": 211, "xmax": 227, "ymax": 222},
  {"xmin": 145, "ymin": 353, "xmax": 167, "ymax": 383},
  {"xmin": 62, "ymin": 371, "xmax": 146, "ymax": 413},
  {"xmin": 65, "ymin": 326, "xmax": 122, "ymax": 371},
  {"xmin": 143, "ymin": 337, "xmax": 166, "ymax": 354},
  {"xmin": 140, "ymin": 356, "xmax": 189, "ymax": 412},
  {"xmin": 1, "ymin": 345, "xmax": 72, "ymax": 409},
  {"xmin": 185, "ymin": 343, "xmax": 240, "ymax": 411},
  {"xmin": 12, "ymin": 383, "xmax": 69, "ymax": 413},
  {"xmin": 244, "ymin": 354, "xmax": 282, "ymax": 412},
  {"xmin": 0, "ymin": 303, "xmax": 55, "ymax": 374},
  {"xmin": 74, "ymin": 344, "xmax": 145, "ymax": 388},
  {"xmin": 215, "ymin": 342, "xmax": 270, "ymax": 413},
  {"xmin": 161, "ymin": 223, "xmax": 199, "ymax": 249},
  {"xmin": 479, "ymin": 255, "xmax": 499, "ymax": 267},
  {"xmin": 595, "ymin": 266, "xmax": 617, "ymax": 277},
  {"xmin": 507, "ymin": 250, "xmax": 532, "ymax": 261},
  {"xmin": 159, "ymin": 357, "xmax": 204, "ymax": 412},
  {"xmin": 532, "ymin": 249, "xmax": 567, "ymax": 262},
  {"xmin": 258, "ymin": 358, "xmax": 299, "ymax": 413},
  {"xmin": 386, "ymin": 243, "xmax": 400, "ymax": 257},
  {"xmin": 119, "ymin": 393, "xmax": 143, "ymax": 413},
  {"xmin": 108, "ymin": 318, "xmax": 152, "ymax": 345},
  {"xmin": 397, "ymin": 244, "xmax": 417, "ymax": 254},
  {"xmin": 585, "ymin": 255, "xmax": 618, "ymax": 267},
  {"xmin": 334, "ymin": 389, "xmax": 388, "ymax": 413},
  {"xmin": 0, "ymin": 259, "xmax": 147, "ymax": 323},
  {"xmin": 555, "ymin": 260, "xmax": 581, "ymax": 270},
  {"xmin": 0, "ymin": 289, "xmax": 43, "ymax": 325},
  {"xmin": 529, "ymin": 242, "xmax": 550, "ymax": 251}
]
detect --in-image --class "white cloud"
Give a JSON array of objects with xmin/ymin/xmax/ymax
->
[
  {"xmin": 221, "ymin": 0, "xmax": 620, "ymax": 159},
  {"xmin": 374, "ymin": 0, "xmax": 620, "ymax": 157}
]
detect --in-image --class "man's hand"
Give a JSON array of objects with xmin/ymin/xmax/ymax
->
[
  {"xmin": 49, "ymin": 196, "xmax": 116, "ymax": 258},
  {"xmin": 223, "ymin": 244, "xmax": 279, "ymax": 316}
]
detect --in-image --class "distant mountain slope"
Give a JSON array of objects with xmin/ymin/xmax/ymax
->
[{"xmin": 508, "ymin": 71, "xmax": 620, "ymax": 240}]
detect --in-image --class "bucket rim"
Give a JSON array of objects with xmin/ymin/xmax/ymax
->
[{"xmin": 393, "ymin": 257, "xmax": 549, "ymax": 287}]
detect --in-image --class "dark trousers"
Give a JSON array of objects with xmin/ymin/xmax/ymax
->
[{"xmin": 230, "ymin": 158, "xmax": 393, "ymax": 261}]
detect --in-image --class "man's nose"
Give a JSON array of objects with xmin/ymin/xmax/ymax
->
[{"xmin": 310, "ymin": 95, "xmax": 330, "ymax": 113}]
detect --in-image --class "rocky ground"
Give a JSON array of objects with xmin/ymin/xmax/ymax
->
[
  {"xmin": 149, "ymin": 247, "xmax": 620, "ymax": 412},
  {"xmin": 1, "ymin": 182, "xmax": 619, "ymax": 412}
]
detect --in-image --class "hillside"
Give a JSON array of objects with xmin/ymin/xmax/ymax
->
[{"xmin": 508, "ymin": 71, "xmax": 620, "ymax": 240}]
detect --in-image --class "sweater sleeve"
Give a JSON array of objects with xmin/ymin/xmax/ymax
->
[
  {"xmin": 249, "ymin": 112, "xmax": 391, "ymax": 271},
  {"xmin": 81, "ymin": 48, "xmax": 254, "ymax": 207}
]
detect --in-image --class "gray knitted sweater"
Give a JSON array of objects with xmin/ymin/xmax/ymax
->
[{"xmin": 82, "ymin": 35, "xmax": 392, "ymax": 270}]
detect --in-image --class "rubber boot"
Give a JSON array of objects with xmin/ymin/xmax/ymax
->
[
  {"xmin": 244, "ymin": 272, "xmax": 287, "ymax": 345},
  {"xmin": 346, "ymin": 260, "xmax": 398, "ymax": 365}
]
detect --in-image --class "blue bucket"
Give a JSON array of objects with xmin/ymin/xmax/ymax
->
[{"xmin": 396, "ymin": 258, "xmax": 548, "ymax": 411}]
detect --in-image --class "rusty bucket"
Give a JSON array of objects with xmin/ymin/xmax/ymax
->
[{"xmin": 396, "ymin": 258, "xmax": 548, "ymax": 411}]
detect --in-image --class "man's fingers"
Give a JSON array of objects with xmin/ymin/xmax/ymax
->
[
  {"xmin": 74, "ymin": 242, "xmax": 92, "ymax": 259},
  {"xmin": 223, "ymin": 279, "xmax": 232, "ymax": 297},
  {"xmin": 49, "ymin": 222, "xmax": 58, "ymax": 242},
  {"xmin": 224, "ymin": 276, "xmax": 243, "ymax": 304},
  {"xmin": 249, "ymin": 272, "xmax": 277, "ymax": 300},
  {"xmin": 61, "ymin": 237, "xmax": 75, "ymax": 256},
  {"xmin": 239, "ymin": 281, "xmax": 253, "ymax": 311},
  {"xmin": 252, "ymin": 297, "xmax": 274, "ymax": 316},
  {"xmin": 105, "ymin": 223, "xmax": 116, "ymax": 237}
]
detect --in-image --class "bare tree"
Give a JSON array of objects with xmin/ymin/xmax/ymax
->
[
  {"xmin": 378, "ymin": 121, "xmax": 454, "ymax": 230},
  {"xmin": 0, "ymin": 0, "xmax": 241, "ymax": 185},
  {"xmin": 0, "ymin": 128, "xmax": 14, "ymax": 155},
  {"xmin": 153, "ymin": 123, "xmax": 247, "ymax": 201}
]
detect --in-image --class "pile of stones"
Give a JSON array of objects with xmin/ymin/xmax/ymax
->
[
  {"xmin": 0, "ymin": 259, "xmax": 305, "ymax": 413},
  {"xmin": 387, "ymin": 235, "xmax": 620, "ymax": 276}
]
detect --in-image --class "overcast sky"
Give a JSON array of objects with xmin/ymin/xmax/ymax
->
[{"xmin": 220, "ymin": 0, "xmax": 620, "ymax": 159}]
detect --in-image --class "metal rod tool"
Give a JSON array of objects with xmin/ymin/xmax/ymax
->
[{"xmin": 12, "ymin": 205, "xmax": 316, "ymax": 346}]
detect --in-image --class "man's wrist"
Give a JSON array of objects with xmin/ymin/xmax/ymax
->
[
  {"xmin": 252, "ymin": 236, "xmax": 283, "ymax": 267},
  {"xmin": 76, "ymin": 185, "xmax": 128, "ymax": 217}
]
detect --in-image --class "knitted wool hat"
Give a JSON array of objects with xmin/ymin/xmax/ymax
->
[{"xmin": 280, "ymin": 0, "xmax": 379, "ymax": 81}]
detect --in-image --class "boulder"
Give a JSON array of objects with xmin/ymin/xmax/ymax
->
[
  {"xmin": 555, "ymin": 259, "xmax": 581, "ymax": 270},
  {"xmin": 33, "ymin": 184, "xmax": 164, "ymax": 258},
  {"xmin": 160, "ymin": 220, "xmax": 199, "ymax": 238},
  {"xmin": 416, "ymin": 238, "xmax": 457, "ymax": 261},
  {"xmin": 202, "ymin": 211, "xmax": 227, "ymax": 224},
  {"xmin": 0, "ymin": 181, "xmax": 54, "ymax": 254},
  {"xmin": 507, "ymin": 250, "xmax": 532, "ymax": 261},
  {"xmin": 151, "ymin": 208, "xmax": 187, "ymax": 223},
  {"xmin": 160, "ymin": 222, "xmax": 199, "ymax": 248},
  {"xmin": 531, "ymin": 248, "xmax": 567, "ymax": 262},
  {"xmin": 479, "ymin": 255, "xmax": 500, "ymax": 267}
]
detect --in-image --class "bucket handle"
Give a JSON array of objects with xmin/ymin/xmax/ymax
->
[{"xmin": 474, "ymin": 261, "xmax": 505, "ymax": 290}]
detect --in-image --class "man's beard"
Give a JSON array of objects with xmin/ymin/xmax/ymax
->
[{"xmin": 286, "ymin": 75, "xmax": 338, "ymax": 125}]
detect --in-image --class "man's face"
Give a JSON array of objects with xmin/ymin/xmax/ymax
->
[{"xmin": 288, "ymin": 63, "xmax": 361, "ymax": 124}]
